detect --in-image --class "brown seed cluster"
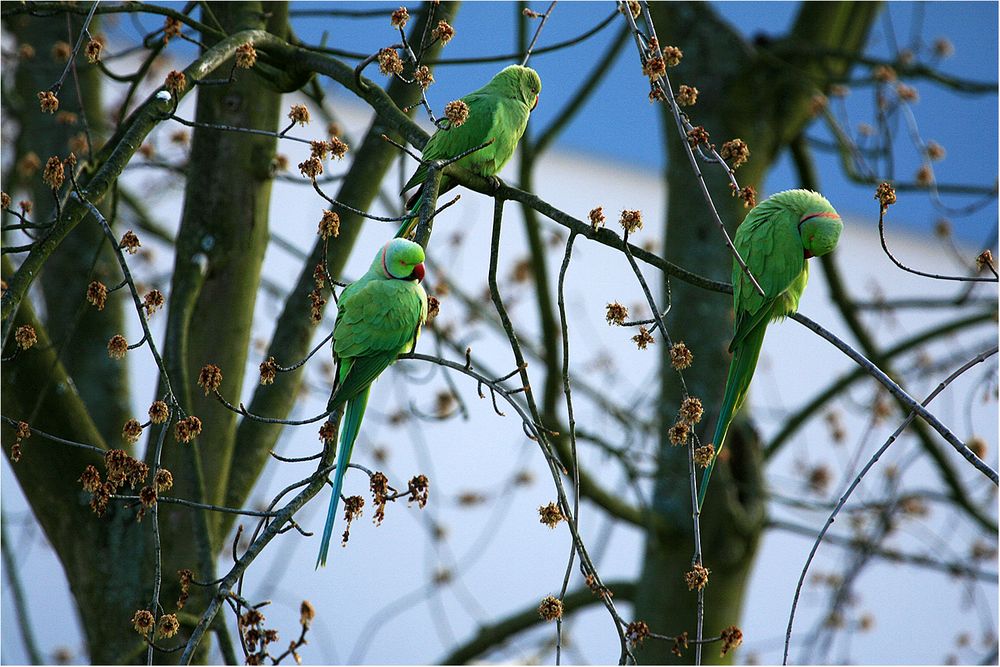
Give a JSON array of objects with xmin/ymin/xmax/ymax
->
[
  {"xmin": 390, "ymin": 6, "xmax": 409, "ymax": 28},
  {"xmin": 340, "ymin": 495, "xmax": 366, "ymax": 546},
  {"xmin": 377, "ymin": 48, "xmax": 404, "ymax": 76},
  {"xmin": 605, "ymin": 301, "xmax": 628, "ymax": 326},
  {"xmin": 9, "ymin": 421, "xmax": 31, "ymax": 462},
  {"xmin": 43, "ymin": 156, "xmax": 65, "ymax": 189},
  {"xmin": 662, "ymin": 45, "xmax": 683, "ymax": 67},
  {"xmin": 328, "ymin": 136, "xmax": 349, "ymax": 159},
  {"xmin": 734, "ymin": 184, "xmax": 757, "ymax": 208},
  {"xmin": 626, "ymin": 620, "xmax": 651, "ymax": 647},
  {"xmin": 976, "ymin": 250, "xmax": 994, "ymax": 275},
  {"xmin": 177, "ymin": 569, "xmax": 193, "ymax": 609},
  {"xmin": 872, "ymin": 64, "xmax": 896, "ymax": 83},
  {"xmin": 925, "ymin": 140, "xmax": 945, "ymax": 161},
  {"xmin": 300, "ymin": 600, "xmax": 316, "ymax": 629},
  {"xmin": 108, "ymin": 334, "xmax": 129, "ymax": 359},
  {"xmin": 684, "ymin": 563, "xmax": 710, "ymax": 591},
  {"xmin": 155, "ymin": 468, "xmax": 174, "ymax": 492},
  {"xmin": 676, "ymin": 84, "xmax": 698, "ymax": 106},
  {"xmin": 79, "ymin": 464, "xmax": 101, "ymax": 493},
  {"xmin": 720, "ymin": 139, "xmax": 750, "ymax": 169},
  {"xmin": 669, "ymin": 342, "xmax": 693, "ymax": 369},
  {"xmin": 668, "ymin": 421, "xmax": 690, "ymax": 446},
  {"xmin": 425, "ymin": 295, "xmax": 440, "ymax": 324},
  {"xmin": 432, "ymin": 20, "xmax": 455, "ymax": 45},
  {"xmin": 619, "ymin": 0, "xmax": 641, "ymax": 19},
  {"xmin": 119, "ymin": 230, "xmax": 141, "ymax": 254},
  {"xmin": 318, "ymin": 210, "xmax": 341, "ymax": 240},
  {"xmin": 198, "ymin": 364, "xmax": 223, "ymax": 395},
  {"xmin": 143, "ymin": 289, "xmax": 164, "ymax": 316},
  {"xmin": 139, "ymin": 485, "xmax": 158, "ymax": 510},
  {"xmin": 370, "ymin": 471, "xmax": 390, "ymax": 526},
  {"xmin": 632, "ymin": 326, "xmax": 654, "ymax": 350},
  {"xmin": 149, "ymin": 400, "xmax": 169, "ymax": 424},
  {"xmin": 538, "ymin": 596, "xmax": 563, "ymax": 621},
  {"xmin": 122, "ymin": 418, "xmax": 144, "ymax": 444},
  {"xmin": 686, "ymin": 125, "xmax": 710, "ymax": 148},
  {"xmin": 174, "ymin": 416, "xmax": 202, "ymax": 443},
  {"xmin": 408, "ymin": 474, "xmax": 429, "ymax": 508},
  {"xmin": 671, "ymin": 631, "xmax": 689, "ymax": 657},
  {"xmin": 85, "ymin": 37, "xmax": 104, "ymax": 63},
  {"xmin": 38, "ymin": 91, "xmax": 59, "ymax": 113},
  {"xmin": 679, "ymin": 396, "xmax": 704, "ymax": 425},
  {"xmin": 299, "ymin": 157, "xmax": 323, "ymax": 179},
  {"xmin": 538, "ymin": 501, "xmax": 563, "ymax": 528},
  {"xmin": 15, "ymin": 324, "xmax": 37, "ymax": 350},
  {"xmin": 444, "ymin": 99, "xmax": 469, "ymax": 127},
  {"xmin": 158, "ymin": 614, "xmax": 180, "ymax": 639},
  {"xmin": 259, "ymin": 357, "xmax": 278, "ymax": 385},
  {"xmin": 588, "ymin": 206, "xmax": 606, "ymax": 231},
  {"xmin": 896, "ymin": 83, "xmax": 918, "ymax": 102},
  {"xmin": 308, "ymin": 288, "xmax": 326, "ymax": 324},
  {"xmin": 693, "ymin": 443, "xmax": 715, "ymax": 468},
  {"xmin": 87, "ymin": 281, "xmax": 108, "ymax": 310},
  {"xmin": 163, "ymin": 16, "xmax": 182, "ymax": 42},
  {"xmin": 414, "ymin": 65, "xmax": 434, "ymax": 89},
  {"xmin": 875, "ymin": 182, "xmax": 896, "ymax": 210},
  {"xmin": 132, "ymin": 609, "xmax": 155, "ymax": 637},
  {"xmin": 0, "ymin": 192, "xmax": 10, "ymax": 209},
  {"xmin": 619, "ymin": 209, "xmax": 642, "ymax": 234},
  {"xmin": 235, "ymin": 41, "xmax": 257, "ymax": 69},
  {"xmin": 51, "ymin": 40, "xmax": 72, "ymax": 62},
  {"xmin": 288, "ymin": 104, "xmax": 310, "ymax": 126},
  {"xmin": 720, "ymin": 625, "xmax": 743, "ymax": 656},
  {"xmin": 642, "ymin": 56, "xmax": 666, "ymax": 80},
  {"xmin": 164, "ymin": 70, "xmax": 186, "ymax": 95},
  {"xmin": 318, "ymin": 421, "xmax": 336, "ymax": 443}
]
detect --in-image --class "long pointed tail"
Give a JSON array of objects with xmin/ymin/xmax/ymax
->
[
  {"xmin": 316, "ymin": 386, "xmax": 371, "ymax": 568},
  {"xmin": 697, "ymin": 323, "xmax": 767, "ymax": 510}
]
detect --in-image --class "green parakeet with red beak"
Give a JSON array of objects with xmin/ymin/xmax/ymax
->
[
  {"xmin": 698, "ymin": 189, "xmax": 843, "ymax": 510},
  {"xmin": 396, "ymin": 64, "xmax": 542, "ymax": 239},
  {"xmin": 317, "ymin": 238, "xmax": 428, "ymax": 567}
]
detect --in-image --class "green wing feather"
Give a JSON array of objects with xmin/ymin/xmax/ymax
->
[
  {"xmin": 397, "ymin": 85, "xmax": 531, "ymax": 238},
  {"xmin": 331, "ymin": 278, "xmax": 425, "ymax": 403}
]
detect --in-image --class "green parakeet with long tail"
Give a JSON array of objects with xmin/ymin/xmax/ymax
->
[
  {"xmin": 316, "ymin": 238, "xmax": 428, "ymax": 567},
  {"xmin": 396, "ymin": 64, "xmax": 541, "ymax": 239},
  {"xmin": 698, "ymin": 189, "xmax": 843, "ymax": 510}
]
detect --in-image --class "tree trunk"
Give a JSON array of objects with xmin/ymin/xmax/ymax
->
[{"xmin": 633, "ymin": 3, "xmax": 880, "ymax": 663}]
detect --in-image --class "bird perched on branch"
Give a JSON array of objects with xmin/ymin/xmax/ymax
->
[
  {"xmin": 396, "ymin": 64, "xmax": 542, "ymax": 239},
  {"xmin": 316, "ymin": 238, "xmax": 428, "ymax": 567},
  {"xmin": 699, "ymin": 189, "xmax": 843, "ymax": 510}
]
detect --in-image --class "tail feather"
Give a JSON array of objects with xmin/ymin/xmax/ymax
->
[
  {"xmin": 697, "ymin": 322, "xmax": 767, "ymax": 510},
  {"xmin": 316, "ymin": 385, "xmax": 371, "ymax": 568},
  {"xmin": 396, "ymin": 189, "xmax": 423, "ymax": 239}
]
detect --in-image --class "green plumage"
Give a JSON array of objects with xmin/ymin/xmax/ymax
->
[
  {"xmin": 397, "ymin": 65, "xmax": 541, "ymax": 238},
  {"xmin": 317, "ymin": 239, "xmax": 428, "ymax": 567},
  {"xmin": 698, "ymin": 190, "xmax": 843, "ymax": 510}
]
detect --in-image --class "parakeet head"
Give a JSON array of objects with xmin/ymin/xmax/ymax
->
[
  {"xmin": 493, "ymin": 65, "xmax": 541, "ymax": 110},
  {"xmin": 769, "ymin": 189, "xmax": 843, "ymax": 259},
  {"xmin": 377, "ymin": 238, "xmax": 426, "ymax": 282}
]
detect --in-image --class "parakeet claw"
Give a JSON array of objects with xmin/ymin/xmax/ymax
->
[{"xmin": 487, "ymin": 175, "xmax": 504, "ymax": 193}]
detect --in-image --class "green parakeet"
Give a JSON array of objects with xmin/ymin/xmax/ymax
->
[
  {"xmin": 317, "ymin": 238, "xmax": 428, "ymax": 567},
  {"xmin": 396, "ymin": 64, "xmax": 542, "ymax": 239},
  {"xmin": 698, "ymin": 189, "xmax": 843, "ymax": 510}
]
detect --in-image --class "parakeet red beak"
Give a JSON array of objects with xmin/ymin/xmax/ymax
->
[
  {"xmin": 411, "ymin": 262, "xmax": 425, "ymax": 282},
  {"xmin": 531, "ymin": 95, "xmax": 539, "ymax": 111}
]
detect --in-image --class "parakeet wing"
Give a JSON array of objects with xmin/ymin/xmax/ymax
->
[
  {"xmin": 332, "ymin": 279, "xmax": 424, "ymax": 402},
  {"xmin": 402, "ymin": 90, "xmax": 526, "ymax": 193},
  {"xmin": 730, "ymin": 210, "xmax": 805, "ymax": 351}
]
